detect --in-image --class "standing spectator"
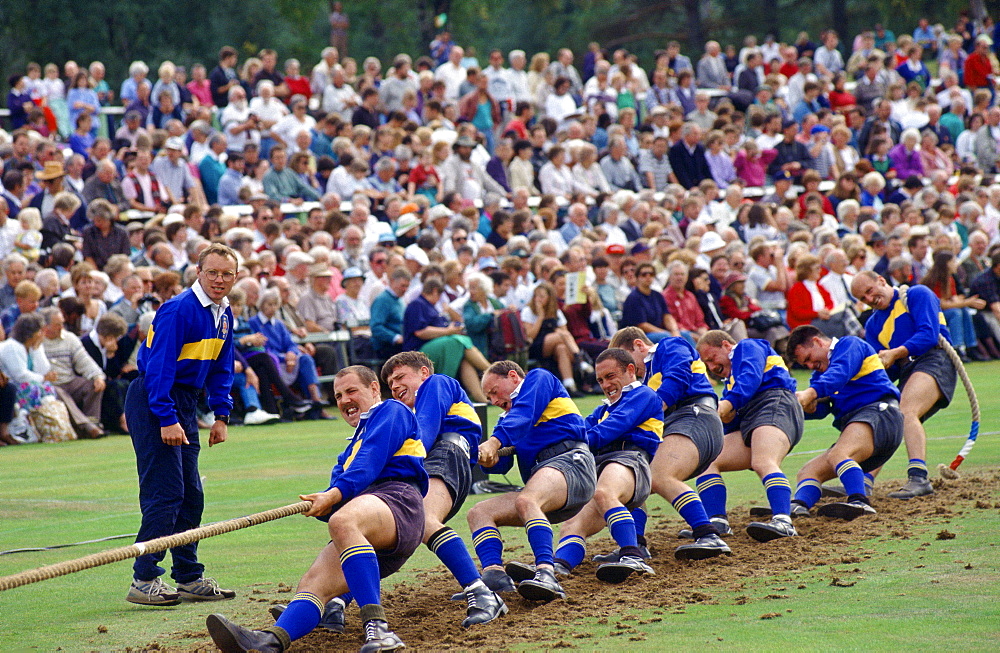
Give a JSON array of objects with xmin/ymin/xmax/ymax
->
[
  {"xmin": 696, "ymin": 41, "xmax": 730, "ymax": 90},
  {"xmin": 198, "ymin": 135, "xmax": 228, "ymax": 205},
  {"xmin": 329, "ymin": 1, "xmax": 349, "ymax": 53}
]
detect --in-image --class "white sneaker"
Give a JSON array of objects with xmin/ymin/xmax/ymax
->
[{"xmin": 243, "ymin": 409, "xmax": 280, "ymax": 426}]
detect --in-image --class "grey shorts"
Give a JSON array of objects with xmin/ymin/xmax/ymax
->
[
  {"xmin": 423, "ymin": 438, "xmax": 473, "ymax": 523},
  {"xmin": 531, "ymin": 447, "xmax": 597, "ymax": 524},
  {"xmin": 595, "ymin": 450, "xmax": 652, "ymax": 511},
  {"xmin": 899, "ymin": 347, "xmax": 956, "ymax": 421},
  {"xmin": 733, "ymin": 388, "xmax": 804, "ymax": 449},
  {"xmin": 835, "ymin": 401, "xmax": 904, "ymax": 473},
  {"xmin": 662, "ymin": 402, "xmax": 724, "ymax": 480}
]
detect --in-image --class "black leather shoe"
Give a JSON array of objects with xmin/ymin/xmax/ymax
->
[
  {"xmin": 360, "ymin": 619, "xmax": 405, "ymax": 653},
  {"xmin": 592, "ymin": 545, "xmax": 651, "ymax": 563},
  {"xmin": 517, "ymin": 567, "xmax": 566, "ymax": 602},
  {"xmin": 461, "ymin": 583, "xmax": 508, "ymax": 628},
  {"xmin": 318, "ymin": 598, "xmax": 346, "ymax": 632},
  {"xmin": 206, "ymin": 614, "xmax": 284, "ymax": 653},
  {"xmin": 674, "ymin": 534, "xmax": 732, "ymax": 561},
  {"xmin": 504, "ymin": 560, "xmax": 535, "ymax": 584},
  {"xmin": 482, "ymin": 567, "xmax": 516, "ymax": 593},
  {"xmin": 596, "ymin": 556, "xmax": 656, "ymax": 584}
]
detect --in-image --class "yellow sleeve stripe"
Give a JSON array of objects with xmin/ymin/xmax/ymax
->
[
  {"xmin": 177, "ymin": 338, "xmax": 225, "ymax": 361},
  {"xmin": 637, "ymin": 417, "xmax": 664, "ymax": 439},
  {"xmin": 534, "ymin": 397, "xmax": 582, "ymax": 426},
  {"xmin": 393, "ymin": 438, "xmax": 427, "ymax": 459},
  {"xmin": 691, "ymin": 359, "xmax": 708, "ymax": 378},
  {"xmin": 447, "ymin": 401, "xmax": 482, "ymax": 425},
  {"xmin": 342, "ymin": 439, "xmax": 363, "ymax": 471},
  {"xmin": 851, "ymin": 354, "xmax": 884, "ymax": 381},
  {"xmin": 764, "ymin": 355, "xmax": 787, "ymax": 372},
  {"xmin": 877, "ymin": 301, "xmax": 908, "ymax": 349},
  {"xmin": 646, "ymin": 372, "xmax": 663, "ymax": 391},
  {"xmin": 145, "ymin": 326, "xmax": 155, "ymax": 348}
]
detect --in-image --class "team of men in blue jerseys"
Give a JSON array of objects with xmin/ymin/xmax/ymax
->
[{"xmin": 144, "ymin": 245, "xmax": 952, "ymax": 652}]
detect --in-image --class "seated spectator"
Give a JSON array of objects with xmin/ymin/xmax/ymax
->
[
  {"xmin": 293, "ymin": 263, "xmax": 344, "ymax": 380},
  {"xmin": 402, "ymin": 277, "xmax": 490, "ymax": 402},
  {"xmin": 334, "ymin": 267, "xmax": 373, "ymax": 362},
  {"xmin": 786, "ymin": 254, "xmax": 835, "ymax": 331},
  {"xmin": 81, "ymin": 199, "xmax": 130, "ymax": 270},
  {"xmin": 0, "ymin": 313, "xmax": 75, "ymax": 442},
  {"xmin": 721, "ymin": 272, "xmax": 788, "ymax": 347},
  {"xmin": 80, "ymin": 312, "xmax": 133, "ymax": 434},
  {"xmin": 228, "ymin": 288, "xmax": 312, "ymax": 419},
  {"xmin": 620, "ymin": 261, "xmax": 680, "ymax": 343},
  {"xmin": 687, "ymin": 266, "xmax": 748, "ymax": 340},
  {"xmin": 370, "ymin": 267, "xmax": 411, "ymax": 359},
  {"xmin": 0, "ymin": 280, "xmax": 41, "ymax": 333},
  {"xmin": 462, "ymin": 273, "xmax": 504, "ymax": 357},
  {"xmin": 39, "ymin": 306, "xmax": 105, "ymax": 439},
  {"xmin": 520, "ymin": 280, "xmax": 583, "ymax": 397},
  {"xmin": 922, "ymin": 250, "xmax": 986, "ymax": 362},
  {"xmin": 555, "ymin": 271, "xmax": 613, "ymax": 363},
  {"xmin": 662, "ymin": 260, "xmax": 708, "ymax": 345},
  {"xmin": 889, "ymin": 129, "xmax": 924, "ymax": 179},
  {"xmin": 250, "ymin": 290, "xmax": 324, "ymax": 407}
]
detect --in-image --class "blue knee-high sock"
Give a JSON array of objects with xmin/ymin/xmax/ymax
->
[
  {"xmin": 907, "ymin": 458, "xmax": 928, "ymax": 479},
  {"xmin": 426, "ymin": 527, "xmax": 481, "ymax": 588},
  {"xmin": 337, "ymin": 591, "xmax": 353, "ymax": 606},
  {"xmin": 793, "ymin": 478, "xmax": 822, "ymax": 508},
  {"xmin": 274, "ymin": 592, "xmax": 323, "ymax": 641},
  {"xmin": 696, "ymin": 474, "xmax": 728, "ymax": 518},
  {"xmin": 762, "ymin": 472, "xmax": 792, "ymax": 517},
  {"xmin": 524, "ymin": 518, "xmax": 554, "ymax": 566},
  {"xmin": 605, "ymin": 506, "xmax": 641, "ymax": 557},
  {"xmin": 471, "ymin": 526, "xmax": 504, "ymax": 568},
  {"xmin": 553, "ymin": 535, "xmax": 586, "ymax": 570},
  {"xmin": 339, "ymin": 544, "xmax": 381, "ymax": 608},
  {"xmin": 672, "ymin": 490, "xmax": 715, "ymax": 538},
  {"xmin": 864, "ymin": 473, "xmax": 875, "ymax": 496},
  {"xmin": 631, "ymin": 506, "xmax": 648, "ymax": 545},
  {"xmin": 835, "ymin": 459, "xmax": 866, "ymax": 498}
]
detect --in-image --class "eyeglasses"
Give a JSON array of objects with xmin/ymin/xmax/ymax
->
[
  {"xmin": 203, "ymin": 269, "xmax": 236, "ymax": 281},
  {"xmin": 373, "ymin": 258, "xmax": 387, "ymax": 265},
  {"xmin": 453, "ymin": 236, "xmax": 467, "ymax": 243},
  {"xmin": 638, "ymin": 271, "xmax": 655, "ymax": 277}
]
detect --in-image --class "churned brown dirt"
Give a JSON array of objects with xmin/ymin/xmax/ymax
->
[{"xmin": 158, "ymin": 471, "xmax": 1000, "ymax": 652}]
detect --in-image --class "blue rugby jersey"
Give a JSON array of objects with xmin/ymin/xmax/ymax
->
[
  {"xmin": 864, "ymin": 286, "xmax": 951, "ymax": 378},
  {"xmin": 723, "ymin": 338, "xmax": 797, "ymax": 411},
  {"xmin": 328, "ymin": 399, "xmax": 428, "ymax": 500},
  {"xmin": 584, "ymin": 382, "xmax": 663, "ymax": 459},
  {"xmin": 414, "ymin": 374, "xmax": 482, "ymax": 462},
  {"xmin": 807, "ymin": 336, "xmax": 900, "ymax": 420},
  {"xmin": 642, "ymin": 336, "xmax": 717, "ymax": 408},
  {"xmin": 486, "ymin": 368, "xmax": 586, "ymax": 483},
  {"xmin": 138, "ymin": 285, "xmax": 234, "ymax": 426}
]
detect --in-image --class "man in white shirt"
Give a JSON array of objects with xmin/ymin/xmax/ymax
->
[
  {"xmin": 221, "ymin": 86, "xmax": 260, "ymax": 153},
  {"xmin": 819, "ymin": 249, "xmax": 854, "ymax": 307},
  {"xmin": 321, "ymin": 66, "xmax": 359, "ymax": 121},
  {"xmin": 813, "ymin": 30, "xmax": 844, "ymax": 79},
  {"xmin": 507, "ymin": 50, "xmax": 531, "ymax": 103},
  {"xmin": 435, "ymin": 46, "xmax": 467, "ymax": 101}
]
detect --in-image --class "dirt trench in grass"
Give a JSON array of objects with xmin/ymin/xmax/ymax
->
[{"xmin": 164, "ymin": 471, "xmax": 1000, "ymax": 652}]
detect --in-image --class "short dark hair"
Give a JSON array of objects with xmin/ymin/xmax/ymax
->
[
  {"xmin": 10, "ymin": 313, "xmax": 45, "ymax": 344},
  {"xmin": 786, "ymin": 325, "xmax": 825, "ymax": 361},
  {"xmin": 595, "ymin": 347, "xmax": 634, "ymax": 372},
  {"xmin": 381, "ymin": 351, "xmax": 434, "ymax": 383},
  {"xmin": 198, "ymin": 243, "xmax": 239, "ymax": 269},
  {"xmin": 335, "ymin": 364, "xmax": 378, "ymax": 387},
  {"xmin": 484, "ymin": 360, "xmax": 525, "ymax": 380},
  {"xmin": 95, "ymin": 313, "xmax": 128, "ymax": 339}
]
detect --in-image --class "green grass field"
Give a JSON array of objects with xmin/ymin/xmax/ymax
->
[{"xmin": 1, "ymin": 364, "xmax": 999, "ymax": 652}]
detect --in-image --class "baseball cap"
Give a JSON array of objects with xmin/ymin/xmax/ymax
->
[
  {"xmin": 341, "ymin": 267, "xmax": 364, "ymax": 287},
  {"xmin": 781, "ymin": 118, "xmax": 798, "ymax": 130},
  {"xmin": 478, "ymin": 257, "xmax": 499, "ymax": 270},
  {"xmin": 377, "ymin": 232, "xmax": 397, "ymax": 244},
  {"xmin": 164, "ymin": 137, "xmax": 185, "ymax": 151},
  {"xmin": 606, "ymin": 244, "xmax": 626, "ymax": 256},
  {"xmin": 404, "ymin": 243, "xmax": 429, "ymax": 266},
  {"xmin": 774, "ymin": 170, "xmax": 793, "ymax": 182},
  {"xmin": 630, "ymin": 242, "xmax": 650, "ymax": 256},
  {"xmin": 810, "ymin": 125, "xmax": 831, "ymax": 135}
]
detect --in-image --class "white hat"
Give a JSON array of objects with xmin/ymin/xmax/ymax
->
[
  {"xmin": 404, "ymin": 243, "xmax": 429, "ymax": 266},
  {"xmin": 285, "ymin": 251, "xmax": 315, "ymax": 268},
  {"xmin": 163, "ymin": 213, "xmax": 184, "ymax": 226},
  {"xmin": 427, "ymin": 204, "xmax": 452, "ymax": 223},
  {"xmin": 395, "ymin": 213, "xmax": 421, "ymax": 236},
  {"xmin": 699, "ymin": 231, "xmax": 726, "ymax": 253}
]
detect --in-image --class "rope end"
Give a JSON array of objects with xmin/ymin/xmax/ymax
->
[{"xmin": 938, "ymin": 462, "xmax": 961, "ymax": 480}]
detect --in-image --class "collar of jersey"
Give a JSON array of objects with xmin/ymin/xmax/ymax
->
[
  {"xmin": 604, "ymin": 380, "xmax": 641, "ymax": 405},
  {"xmin": 192, "ymin": 280, "xmax": 230, "ymax": 311}
]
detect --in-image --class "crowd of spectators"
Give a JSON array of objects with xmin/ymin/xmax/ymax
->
[{"xmin": 6, "ymin": 14, "xmax": 1000, "ymax": 445}]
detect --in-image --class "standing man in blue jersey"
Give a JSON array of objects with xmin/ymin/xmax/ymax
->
[
  {"xmin": 786, "ymin": 326, "xmax": 904, "ymax": 519},
  {"xmin": 470, "ymin": 362, "xmax": 597, "ymax": 602},
  {"xmin": 695, "ymin": 331, "xmax": 803, "ymax": 542},
  {"xmin": 550, "ymin": 348, "xmax": 661, "ymax": 584},
  {"xmin": 607, "ymin": 327, "xmax": 729, "ymax": 560},
  {"xmin": 852, "ymin": 271, "xmax": 955, "ymax": 499},
  {"xmin": 207, "ymin": 365, "xmax": 428, "ymax": 653},
  {"xmin": 381, "ymin": 351, "xmax": 507, "ymax": 627},
  {"xmin": 124, "ymin": 243, "xmax": 238, "ymax": 606}
]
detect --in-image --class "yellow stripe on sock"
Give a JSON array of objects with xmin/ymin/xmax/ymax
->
[
  {"xmin": 292, "ymin": 591, "xmax": 325, "ymax": 614},
  {"xmin": 559, "ymin": 535, "xmax": 586, "ymax": 547},
  {"xmin": 696, "ymin": 477, "xmax": 726, "ymax": 492},
  {"xmin": 672, "ymin": 491, "xmax": 700, "ymax": 511},
  {"xmin": 764, "ymin": 477, "xmax": 791, "ymax": 489},
  {"xmin": 835, "ymin": 460, "xmax": 862, "ymax": 474},
  {"xmin": 473, "ymin": 528, "xmax": 502, "ymax": 547},
  {"xmin": 339, "ymin": 545, "xmax": 375, "ymax": 563}
]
